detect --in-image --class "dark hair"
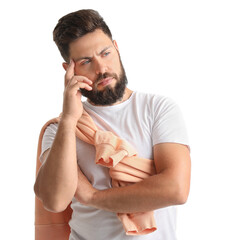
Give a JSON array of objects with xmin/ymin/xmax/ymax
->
[{"xmin": 53, "ymin": 9, "xmax": 112, "ymax": 62}]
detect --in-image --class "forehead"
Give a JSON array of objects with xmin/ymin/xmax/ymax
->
[{"xmin": 69, "ymin": 29, "xmax": 113, "ymax": 58}]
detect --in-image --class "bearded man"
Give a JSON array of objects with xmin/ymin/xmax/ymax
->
[{"xmin": 34, "ymin": 9, "xmax": 191, "ymax": 240}]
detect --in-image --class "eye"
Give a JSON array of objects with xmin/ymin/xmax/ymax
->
[
  {"xmin": 103, "ymin": 51, "xmax": 110, "ymax": 57},
  {"xmin": 81, "ymin": 59, "xmax": 91, "ymax": 65}
]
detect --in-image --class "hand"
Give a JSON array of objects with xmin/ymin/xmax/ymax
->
[
  {"xmin": 75, "ymin": 167, "xmax": 98, "ymax": 206},
  {"xmin": 62, "ymin": 60, "xmax": 93, "ymax": 122}
]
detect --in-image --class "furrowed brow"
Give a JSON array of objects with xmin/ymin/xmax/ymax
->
[
  {"xmin": 99, "ymin": 46, "xmax": 112, "ymax": 55},
  {"xmin": 74, "ymin": 56, "xmax": 92, "ymax": 62},
  {"xmin": 73, "ymin": 46, "xmax": 112, "ymax": 62}
]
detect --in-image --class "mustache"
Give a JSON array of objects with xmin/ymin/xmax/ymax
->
[{"xmin": 95, "ymin": 72, "xmax": 118, "ymax": 84}]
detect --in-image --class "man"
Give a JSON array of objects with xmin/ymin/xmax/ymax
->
[{"xmin": 34, "ymin": 9, "xmax": 191, "ymax": 240}]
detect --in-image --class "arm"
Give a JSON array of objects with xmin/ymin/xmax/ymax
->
[
  {"xmin": 75, "ymin": 143, "xmax": 191, "ymax": 213},
  {"xmin": 34, "ymin": 60, "xmax": 93, "ymax": 212}
]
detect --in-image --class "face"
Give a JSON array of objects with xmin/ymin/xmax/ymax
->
[{"xmin": 68, "ymin": 29, "xmax": 128, "ymax": 105}]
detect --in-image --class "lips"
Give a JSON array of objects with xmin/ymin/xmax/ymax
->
[{"xmin": 98, "ymin": 77, "xmax": 114, "ymax": 87}]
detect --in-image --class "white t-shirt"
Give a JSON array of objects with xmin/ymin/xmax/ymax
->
[{"xmin": 41, "ymin": 91, "xmax": 189, "ymax": 240}]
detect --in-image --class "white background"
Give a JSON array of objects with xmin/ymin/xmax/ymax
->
[{"xmin": 0, "ymin": 0, "xmax": 225, "ymax": 239}]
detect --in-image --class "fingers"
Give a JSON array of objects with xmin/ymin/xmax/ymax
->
[
  {"xmin": 65, "ymin": 59, "xmax": 75, "ymax": 78},
  {"xmin": 70, "ymin": 81, "xmax": 92, "ymax": 91},
  {"xmin": 64, "ymin": 59, "xmax": 93, "ymax": 90},
  {"xmin": 71, "ymin": 75, "xmax": 93, "ymax": 86},
  {"xmin": 66, "ymin": 76, "xmax": 93, "ymax": 92},
  {"xmin": 64, "ymin": 60, "xmax": 75, "ymax": 87}
]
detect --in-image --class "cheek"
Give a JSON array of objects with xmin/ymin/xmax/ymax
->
[
  {"xmin": 74, "ymin": 64, "xmax": 96, "ymax": 80},
  {"xmin": 107, "ymin": 56, "xmax": 120, "ymax": 73},
  {"xmin": 112, "ymin": 58, "xmax": 121, "ymax": 74}
]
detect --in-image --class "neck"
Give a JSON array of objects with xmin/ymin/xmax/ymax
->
[{"xmin": 115, "ymin": 87, "xmax": 133, "ymax": 105}]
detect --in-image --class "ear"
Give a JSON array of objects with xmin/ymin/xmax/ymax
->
[
  {"xmin": 62, "ymin": 62, "xmax": 69, "ymax": 71},
  {"xmin": 113, "ymin": 40, "xmax": 119, "ymax": 52}
]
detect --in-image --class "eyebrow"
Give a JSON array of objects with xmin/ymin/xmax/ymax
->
[
  {"xmin": 74, "ymin": 46, "xmax": 112, "ymax": 62},
  {"xmin": 99, "ymin": 46, "xmax": 112, "ymax": 55}
]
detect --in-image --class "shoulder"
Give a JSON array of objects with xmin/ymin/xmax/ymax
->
[
  {"xmin": 44, "ymin": 123, "xmax": 59, "ymax": 135},
  {"xmin": 42, "ymin": 122, "xmax": 59, "ymax": 148},
  {"xmin": 41, "ymin": 116, "xmax": 60, "ymax": 137},
  {"xmin": 133, "ymin": 91, "xmax": 177, "ymax": 111}
]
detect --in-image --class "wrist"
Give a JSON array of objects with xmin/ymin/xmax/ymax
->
[
  {"xmin": 90, "ymin": 189, "xmax": 99, "ymax": 207},
  {"xmin": 59, "ymin": 114, "xmax": 79, "ymax": 130}
]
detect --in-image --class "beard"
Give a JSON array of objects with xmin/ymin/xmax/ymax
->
[{"xmin": 80, "ymin": 60, "xmax": 128, "ymax": 106}]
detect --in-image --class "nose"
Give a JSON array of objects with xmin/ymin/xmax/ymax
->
[{"xmin": 94, "ymin": 58, "xmax": 108, "ymax": 75}]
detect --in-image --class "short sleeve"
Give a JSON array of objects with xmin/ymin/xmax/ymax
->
[
  {"xmin": 40, "ymin": 123, "xmax": 58, "ymax": 162},
  {"xmin": 152, "ymin": 96, "xmax": 189, "ymax": 147}
]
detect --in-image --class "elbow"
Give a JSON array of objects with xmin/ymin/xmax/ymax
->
[
  {"xmin": 39, "ymin": 194, "xmax": 69, "ymax": 213},
  {"xmin": 42, "ymin": 199, "xmax": 69, "ymax": 213},
  {"xmin": 34, "ymin": 182, "xmax": 70, "ymax": 213},
  {"xmin": 175, "ymin": 190, "xmax": 189, "ymax": 205},
  {"xmin": 173, "ymin": 183, "xmax": 190, "ymax": 205},
  {"xmin": 34, "ymin": 180, "xmax": 41, "ymax": 200}
]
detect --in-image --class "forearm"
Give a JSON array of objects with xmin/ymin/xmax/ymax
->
[
  {"xmin": 91, "ymin": 172, "xmax": 187, "ymax": 213},
  {"xmin": 34, "ymin": 117, "xmax": 78, "ymax": 212}
]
